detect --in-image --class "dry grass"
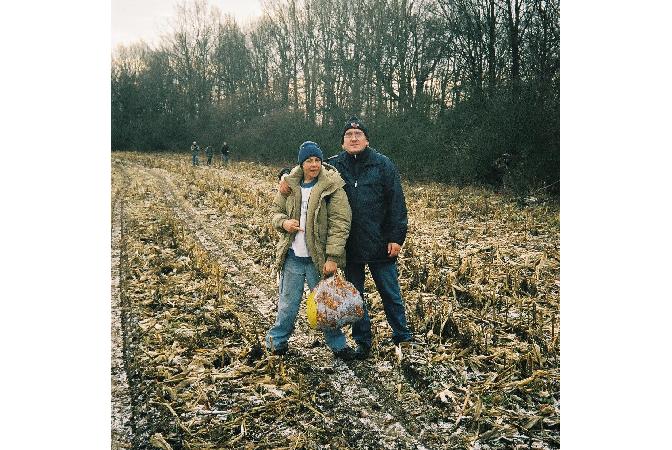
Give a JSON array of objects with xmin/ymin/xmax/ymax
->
[{"xmin": 112, "ymin": 151, "xmax": 560, "ymax": 449}]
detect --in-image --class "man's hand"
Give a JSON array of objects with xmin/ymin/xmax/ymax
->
[
  {"xmin": 323, "ymin": 260, "xmax": 337, "ymax": 277},
  {"xmin": 282, "ymin": 219, "xmax": 303, "ymax": 233},
  {"xmin": 387, "ymin": 242, "xmax": 401, "ymax": 258},
  {"xmin": 279, "ymin": 175, "xmax": 291, "ymax": 196}
]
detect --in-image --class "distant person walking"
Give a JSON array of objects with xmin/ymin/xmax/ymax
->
[
  {"xmin": 191, "ymin": 141, "xmax": 200, "ymax": 166},
  {"xmin": 205, "ymin": 145, "xmax": 214, "ymax": 165},
  {"xmin": 220, "ymin": 141, "xmax": 230, "ymax": 166}
]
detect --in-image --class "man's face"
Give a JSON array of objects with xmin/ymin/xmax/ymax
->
[{"xmin": 342, "ymin": 129, "xmax": 368, "ymax": 154}]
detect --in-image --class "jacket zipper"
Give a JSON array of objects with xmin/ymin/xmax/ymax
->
[{"xmin": 353, "ymin": 153, "xmax": 358, "ymax": 188}]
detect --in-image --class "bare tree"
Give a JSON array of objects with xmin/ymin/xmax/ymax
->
[
  {"xmin": 162, "ymin": 0, "xmax": 221, "ymax": 118},
  {"xmin": 500, "ymin": 0, "xmax": 530, "ymax": 97}
]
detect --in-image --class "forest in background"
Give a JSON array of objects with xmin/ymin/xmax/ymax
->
[{"xmin": 111, "ymin": 0, "xmax": 559, "ymax": 195}]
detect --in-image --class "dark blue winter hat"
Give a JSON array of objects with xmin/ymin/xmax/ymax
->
[
  {"xmin": 297, "ymin": 141, "xmax": 324, "ymax": 165},
  {"xmin": 341, "ymin": 116, "xmax": 369, "ymax": 143}
]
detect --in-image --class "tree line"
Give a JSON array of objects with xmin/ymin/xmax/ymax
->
[{"xmin": 112, "ymin": 0, "xmax": 559, "ymax": 195}]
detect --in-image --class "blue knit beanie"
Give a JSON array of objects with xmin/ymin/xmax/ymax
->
[{"xmin": 297, "ymin": 141, "xmax": 324, "ymax": 165}]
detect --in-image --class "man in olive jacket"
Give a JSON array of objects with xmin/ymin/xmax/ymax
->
[
  {"xmin": 267, "ymin": 141, "xmax": 355, "ymax": 359},
  {"xmin": 271, "ymin": 160, "xmax": 351, "ymax": 277},
  {"xmin": 279, "ymin": 117, "xmax": 412, "ymax": 359}
]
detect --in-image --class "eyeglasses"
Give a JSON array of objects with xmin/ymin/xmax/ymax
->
[{"xmin": 344, "ymin": 131, "xmax": 365, "ymax": 139}]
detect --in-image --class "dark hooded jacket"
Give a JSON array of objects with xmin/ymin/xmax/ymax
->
[{"xmin": 326, "ymin": 147, "xmax": 408, "ymax": 264}]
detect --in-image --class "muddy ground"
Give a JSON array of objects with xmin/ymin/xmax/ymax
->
[{"xmin": 111, "ymin": 152, "xmax": 559, "ymax": 449}]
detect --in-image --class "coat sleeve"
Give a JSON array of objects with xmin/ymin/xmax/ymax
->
[
  {"xmin": 271, "ymin": 192, "xmax": 290, "ymax": 232},
  {"xmin": 325, "ymin": 187, "xmax": 352, "ymax": 261},
  {"xmin": 382, "ymin": 159, "xmax": 408, "ymax": 246}
]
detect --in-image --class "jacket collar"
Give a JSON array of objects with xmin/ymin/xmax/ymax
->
[
  {"xmin": 345, "ymin": 146, "xmax": 372, "ymax": 163},
  {"xmin": 286, "ymin": 163, "xmax": 343, "ymax": 195}
]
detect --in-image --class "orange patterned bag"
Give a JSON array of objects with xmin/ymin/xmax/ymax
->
[{"xmin": 306, "ymin": 274, "xmax": 364, "ymax": 330}]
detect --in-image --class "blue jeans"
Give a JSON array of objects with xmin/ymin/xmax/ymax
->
[
  {"xmin": 266, "ymin": 250, "xmax": 347, "ymax": 353},
  {"xmin": 346, "ymin": 260, "xmax": 411, "ymax": 348},
  {"xmin": 192, "ymin": 154, "xmax": 199, "ymax": 166}
]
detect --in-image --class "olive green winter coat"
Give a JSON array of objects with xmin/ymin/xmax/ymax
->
[{"xmin": 271, "ymin": 163, "xmax": 352, "ymax": 274}]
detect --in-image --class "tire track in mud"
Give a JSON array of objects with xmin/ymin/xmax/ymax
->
[
  {"xmin": 111, "ymin": 161, "xmax": 134, "ymax": 449},
  {"xmin": 138, "ymin": 163, "xmax": 459, "ymax": 449}
]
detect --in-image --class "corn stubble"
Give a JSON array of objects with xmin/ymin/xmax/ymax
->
[{"xmin": 113, "ymin": 152, "xmax": 559, "ymax": 449}]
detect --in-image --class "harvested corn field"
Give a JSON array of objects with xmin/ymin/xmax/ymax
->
[{"xmin": 111, "ymin": 151, "xmax": 560, "ymax": 450}]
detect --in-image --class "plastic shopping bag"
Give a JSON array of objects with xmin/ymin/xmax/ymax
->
[{"xmin": 306, "ymin": 274, "xmax": 364, "ymax": 330}]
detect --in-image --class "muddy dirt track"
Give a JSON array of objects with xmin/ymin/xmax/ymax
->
[{"xmin": 112, "ymin": 152, "xmax": 559, "ymax": 450}]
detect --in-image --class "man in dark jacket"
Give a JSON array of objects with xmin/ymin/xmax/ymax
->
[
  {"xmin": 220, "ymin": 141, "xmax": 230, "ymax": 166},
  {"xmin": 279, "ymin": 116, "xmax": 412, "ymax": 359},
  {"xmin": 191, "ymin": 141, "xmax": 200, "ymax": 166},
  {"xmin": 205, "ymin": 145, "xmax": 214, "ymax": 165}
]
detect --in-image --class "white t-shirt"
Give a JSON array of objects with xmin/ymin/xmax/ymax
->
[{"xmin": 291, "ymin": 182, "xmax": 315, "ymax": 257}]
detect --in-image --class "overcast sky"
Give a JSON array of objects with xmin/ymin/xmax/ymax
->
[{"xmin": 112, "ymin": 0, "xmax": 263, "ymax": 48}]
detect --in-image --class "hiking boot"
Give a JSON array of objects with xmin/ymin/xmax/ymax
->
[
  {"xmin": 333, "ymin": 346, "xmax": 356, "ymax": 361},
  {"xmin": 354, "ymin": 343, "xmax": 371, "ymax": 360}
]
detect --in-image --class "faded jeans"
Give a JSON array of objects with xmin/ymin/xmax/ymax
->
[
  {"xmin": 266, "ymin": 250, "xmax": 348, "ymax": 353},
  {"xmin": 346, "ymin": 260, "xmax": 412, "ymax": 348}
]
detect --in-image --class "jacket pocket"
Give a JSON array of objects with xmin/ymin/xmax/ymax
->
[{"xmin": 275, "ymin": 237, "xmax": 290, "ymax": 264}]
